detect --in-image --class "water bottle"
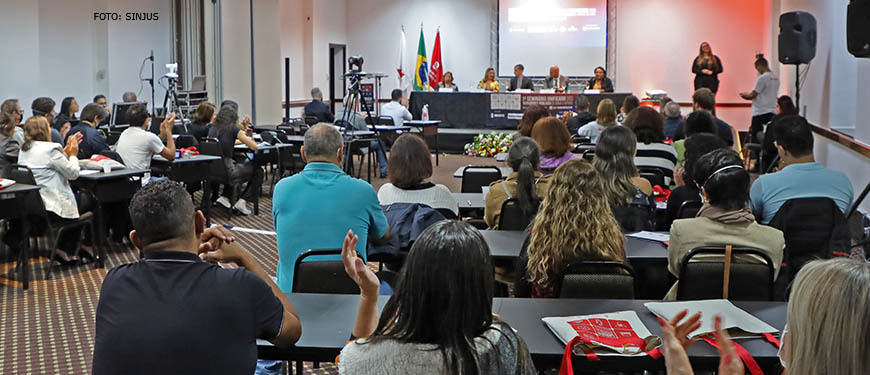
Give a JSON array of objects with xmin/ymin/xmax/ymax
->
[{"xmin": 422, "ymin": 104, "xmax": 430, "ymax": 121}]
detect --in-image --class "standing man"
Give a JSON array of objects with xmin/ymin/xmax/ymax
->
[
  {"xmin": 740, "ymin": 55, "xmax": 779, "ymax": 144},
  {"xmin": 303, "ymin": 87, "xmax": 334, "ymax": 123},
  {"xmin": 508, "ymin": 64, "xmax": 534, "ymax": 91},
  {"xmin": 381, "ymin": 89, "xmax": 412, "ymax": 127},
  {"xmin": 544, "ymin": 65, "xmax": 569, "ymax": 92}
]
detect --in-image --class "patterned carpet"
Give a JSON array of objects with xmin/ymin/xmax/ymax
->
[{"xmin": 0, "ymin": 153, "xmax": 496, "ymax": 375}]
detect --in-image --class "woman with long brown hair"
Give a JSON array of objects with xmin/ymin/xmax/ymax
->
[
  {"xmin": 692, "ymin": 42, "xmax": 723, "ymax": 94},
  {"xmin": 513, "ymin": 159, "xmax": 626, "ymax": 298},
  {"xmin": 477, "ymin": 67, "xmax": 500, "ymax": 92},
  {"xmin": 516, "ymin": 105, "xmax": 550, "ymax": 137},
  {"xmin": 531, "ymin": 116, "xmax": 580, "ymax": 174}
]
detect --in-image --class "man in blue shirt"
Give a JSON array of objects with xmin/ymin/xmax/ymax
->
[
  {"xmin": 272, "ymin": 124, "xmax": 389, "ymax": 292},
  {"xmin": 750, "ymin": 115, "xmax": 853, "ymax": 224},
  {"xmin": 303, "ymin": 87, "xmax": 334, "ymax": 123},
  {"xmin": 64, "ymin": 103, "xmax": 110, "ymax": 159}
]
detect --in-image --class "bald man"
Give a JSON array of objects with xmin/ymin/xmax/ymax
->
[{"xmin": 544, "ymin": 65, "xmax": 569, "ymax": 93}]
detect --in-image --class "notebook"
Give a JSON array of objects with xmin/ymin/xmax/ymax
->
[{"xmin": 644, "ymin": 299, "xmax": 778, "ymax": 339}]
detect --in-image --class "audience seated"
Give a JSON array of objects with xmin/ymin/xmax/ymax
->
[
  {"xmin": 64, "ymin": 103, "xmax": 110, "ymax": 159},
  {"xmin": 663, "ymin": 101, "xmax": 684, "ymax": 140},
  {"xmin": 30, "ymin": 97, "xmax": 64, "ymax": 144},
  {"xmin": 381, "ymin": 89, "xmax": 413, "ymax": 127},
  {"xmin": 750, "ymin": 115, "xmax": 853, "ymax": 224},
  {"xmin": 93, "ymin": 95, "xmax": 111, "ymax": 126},
  {"xmin": 658, "ymin": 96, "xmax": 673, "ymax": 118},
  {"xmin": 339, "ymin": 221, "xmax": 536, "ymax": 374},
  {"xmin": 617, "ymin": 95, "xmax": 640, "ymax": 125},
  {"xmin": 272, "ymin": 124, "xmax": 389, "ymax": 291},
  {"xmin": 516, "ymin": 104, "xmax": 550, "ymax": 137},
  {"xmin": 18, "ymin": 116, "xmax": 91, "ymax": 263},
  {"xmin": 760, "ymin": 95, "xmax": 797, "ymax": 172},
  {"xmin": 208, "ymin": 105, "xmax": 260, "ymax": 216},
  {"xmin": 593, "ymin": 126, "xmax": 656, "ymax": 232},
  {"xmin": 624, "ymin": 106, "xmax": 678, "ymax": 185},
  {"xmin": 336, "ymin": 96, "xmax": 388, "ymax": 177},
  {"xmin": 53, "ymin": 97, "xmax": 78, "ymax": 136},
  {"xmin": 531, "ymin": 117, "xmax": 580, "ymax": 174},
  {"xmin": 186, "ymin": 101, "xmax": 215, "ymax": 142},
  {"xmin": 0, "ymin": 111, "xmax": 23, "ymax": 164},
  {"xmin": 304, "ymin": 87, "xmax": 335, "ymax": 123},
  {"xmin": 661, "ymin": 258, "xmax": 870, "ymax": 374},
  {"xmin": 114, "ymin": 104, "xmax": 176, "ymax": 184},
  {"xmin": 485, "ymin": 136, "xmax": 550, "ymax": 229},
  {"xmin": 121, "ymin": 91, "xmax": 137, "ymax": 103},
  {"xmin": 691, "ymin": 88, "xmax": 734, "ymax": 146},
  {"xmin": 577, "ymin": 98, "xmax": 617, "ymax": 143},
  {"xmin": 665, "ymin": 149, "xmax": 784, "ymax": 300},
  {"xmin": 565, "ymin": 95, "xmax": 597, "ymax": 135},
  {"xmin": 91, "ymin": 181, "xmax": 301, "ymax": 374},
  {"xmin": 377, "ymin": 134, "xmax": 458, "ymax": 215},
  {"xmin": 673, "ymin": 111, "xmax": 718, "ymax": 168},
  {"xmin": 665, "ymin": 133, "xmax": 727, "ymax": 227},
  {"xmin": 514, "ymin": 159, "xmax": 626, "ymax": 298},
  {"xmin": 1, "ymin": 98, "xmax": 23, "ymax": 124}
]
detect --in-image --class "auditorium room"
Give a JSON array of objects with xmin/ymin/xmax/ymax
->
[{"xmin": 2, "ymin": 0, "xmax": 870, "ymax": 374}]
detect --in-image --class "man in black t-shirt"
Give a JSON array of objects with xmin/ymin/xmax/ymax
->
[{"xmin": 92, "ymin": 181, "xmax": 302, "ymax": 375}]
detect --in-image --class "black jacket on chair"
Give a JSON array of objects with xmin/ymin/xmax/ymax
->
[{"xmin": 367, "ymin": 203, "xmax": 445, "ymax": 259}]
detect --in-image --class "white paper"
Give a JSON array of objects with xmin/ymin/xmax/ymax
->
[
  {"xmin": 0, "ymin": 178, "xmax": 15, "ymax": 189},
  {"xmin": 655, "ymin": 201, "xmax": 667, "ymax": 210},
  {"xmin": 584, "ymin": 89, "xmax": 602, "ymax": 94},
  {"xmin": 644, "ymin": 299, "xmax": 778, "ymax": 339},
  {"xmin": 481, "ymin": 186, "xmax": 490, "ymax": 196},
  {"xmin": 539, "ymin": 89, "xmax": 556, "ymax": 94},
  {"xmin": 542, "ymin": 311, "xmax": 657, "ymax": 357},
  {"xmin": 438, "ymin": 88, "xmax": 454, "ymax": 93},
  {"xmin": 79, "ymin": 170, "xmax": 100, "ymax": 175},
  {"xmin": 626, "ymin": 231, "xmax": 670, "ymax": 243},
  {"xmin": 515, "ymin": 89, "xmax": 533, "ymax": 93}
]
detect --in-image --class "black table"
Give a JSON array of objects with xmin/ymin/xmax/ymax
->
[
  {"xmin": 453, "ymin": 166, "xmax": 512, "ymax": 178},
  {"xmin": 453, "ymin": 193, "xmax": 485, "ymax": 216},
  {"xmin": 73, "ymin": 169, "xmax": 148, "ymax": 251},
  {"xmin": 0, "ymin": 183, "xmax": 41, "ymax": 289},
  {"xmin": 257, "ymin": 294, "xmax": 785, "ymax": 373},
  {"xmin": 409, "ymin": 92, "xmax": 632, "ymax": 130},
  {"xmin": 496, "ymin": 298, "xmax": 786, "ymax": 372},
  {"xmin": 481, "ymin": 231, "xmax": 668, "ymax": 262},
  {"xmin": 152, "ymin": 154, "xmax": 222, "ymax": 225}
]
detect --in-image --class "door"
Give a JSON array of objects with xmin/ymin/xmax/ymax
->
[{"xmin": 328, "ymin": 44, "xmax": 346, "ymax": 115}]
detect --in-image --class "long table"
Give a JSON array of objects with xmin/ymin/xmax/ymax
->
[
  {"xmin": 257, "ymin": 294, "xmax": 785, "ymax": 373},
  {"xmin": 409, "ymin": 91, "xmax": 632, "ymax": 130}
]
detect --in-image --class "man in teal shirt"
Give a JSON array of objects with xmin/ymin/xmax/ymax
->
[
  {"xmin": 750, "ymin": 115, "xmax": 853, "ymax": 224},
  {"xmin": 272, "ymin": 124, "xmax": 389, "ymax": 291}
]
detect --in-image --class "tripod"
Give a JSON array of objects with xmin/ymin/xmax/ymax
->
[
  {"xmin": 161, "ymin": 76, "xmax": 187, "ymax": 131},
  {"xmin": 340, "ymin": 72, "xmax": 383, "ymax": 179}
]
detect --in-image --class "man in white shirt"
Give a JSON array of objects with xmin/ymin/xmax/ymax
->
[
  {"xmin": 740, "ymin": 55, "xmax": 779, "ymax": 143},
  {"xmin": 115, "ymin": 104, "xmax": 176, "ymax": 183},
  {"xmin": 380, "ymin": 89, "xmax": 412, "ymax": 127}
]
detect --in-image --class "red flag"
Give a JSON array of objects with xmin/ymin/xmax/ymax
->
[{"xmin": 428, "ymin": 30, "xmax": 443, "ymax": 90}]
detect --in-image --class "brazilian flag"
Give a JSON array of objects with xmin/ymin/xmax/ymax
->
[{"xmin": 414, "ymin": 28, "xmax": 428, "ymax": 91}]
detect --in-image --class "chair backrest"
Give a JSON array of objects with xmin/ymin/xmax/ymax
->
[
  {"xmin": 436, "ymin": 208, "xmax": 458, "ymax": 220},
  {"xmin": 555, "ymin": 261, "xmax": 635, "ymax": 299},
  {"xmin": 676, "ymin": 200, "xmax": 703, "ymax": 219},
  {"xmin": 197, "ymin": 138, "xmax": 230, "ymax": 181},
  {"xmin": 581, "ymin": 149, "xmax": 595, "ymax": 161},
  {"xmin": 638, "ymin": 167, "xmax": 666, "ymax": 188},
  {"xmin": 768, "ymin": 197, "xmax": 851, "ymax": 279},
  {"xmin": 292, "ymin": 249, "xmax": 360, "ymax": 294},
  {"xmin": 460, "ymin": 166, "xmax": 502, "ymax": 193},
  {"xmin": 498, "ymin": 198, "xmax": 537, "ymax": 231},
  {"xmin": 99, "ymin": 150, "xmax": 124, "ymax": 164},
  {"xmin": 571, "ymin": 135, "xmax": 592, "ymax": 144},
  {"xmin": 378, "ymin": 116, "xmax": 395, "ymax": 125},
  {"xmin": 5, "ymin": 165, "xmax": 49, "ymax": 222},
  {"xmin": 175, "ymin": 135, "xmax": 197, "ymax": 149},
  {"xmin": 107, "ymin": 130, "xmax": 123, "ymax": 146},
  {"xmin": 572, "ymin": 143, "xmax": 596, "ymax": 156},
  {"xmin": 364, "ymin": 116, "xmax": 377, "ymax": 126},
  {"xmin": 677, "ymin": 246, "xmax": 775, "ymax": 301},
  {"xmin": 304, "ymin": 116, "xmax": 319, "ymax": 126},
  {"xmin": 260, "ymin": 131, "xmax": 277, "ymax": 145}
]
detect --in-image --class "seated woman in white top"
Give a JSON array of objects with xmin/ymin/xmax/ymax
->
[
  {"xmin": 17, "ymin": 116, "xmax": 91, "ymax": 264},
  {"xmin": 338, "ymin": 221, "xmax": 536, "ymax": 375},
  {"xmin": 666, "ymin": 149, "xmax": 784, "ymax": 300},
  {"xmin": 577, "ymin": 98, "xmax": 618, "ymax": 143},
  {"xmin": 377, "ymin": 134, "xmax": 458, "ymax": 216}
]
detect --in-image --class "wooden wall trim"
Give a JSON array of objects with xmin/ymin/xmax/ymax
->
[{"xmin": 809, "ymin": 124, "xmax": 870, "ymax": 158}]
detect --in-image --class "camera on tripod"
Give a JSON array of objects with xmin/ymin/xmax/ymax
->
[{"xmin": 348, "ymin": 56, "xmax": 364, "ymax": 72}]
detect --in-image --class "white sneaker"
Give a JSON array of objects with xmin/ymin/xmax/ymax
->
[
  {"xmin": 215, "ymin": 196, "xmax": 231, "ymax": 209},
  {"xmin": 233, "ymin": 199, "xmax": 252, "ymax": 216}
]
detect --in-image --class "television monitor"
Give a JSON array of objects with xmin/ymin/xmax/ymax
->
[{"xmin": 111, "ymin": 101, "xmax": 146, "ymax": 128}]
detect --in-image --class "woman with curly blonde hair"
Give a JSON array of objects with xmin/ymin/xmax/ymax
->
[{"xmin": 513, "ymin": 159, "xmax": 625, "ymax": 298}]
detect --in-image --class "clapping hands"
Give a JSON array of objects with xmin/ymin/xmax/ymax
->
[{"xmin": 341, "ymin": 229, "xmax": 379, "ymax": 298}]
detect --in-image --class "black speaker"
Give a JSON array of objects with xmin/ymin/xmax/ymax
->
[
  {"xmin": 848, "ymin": 0, "xmax": 870, "ymax": 57},
  {"xmin": 779, "ymin": 11, "xmax": 817, "ymax": 65}
]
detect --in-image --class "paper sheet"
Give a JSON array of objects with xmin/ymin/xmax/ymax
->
[
  {"xmin": 626, "ymin": 231, "xmax": 670, "ymax": 243},
  {"xmin": 644, "ymin": 299, "xmax": 778, "ymax": 339},
  {"xmin": 543, "ymin": 311, "xmax": 658, "ymax": 357}
]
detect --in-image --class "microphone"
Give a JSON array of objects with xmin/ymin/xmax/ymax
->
[{"xmin": 149, "ymin": 49, "xmax": 154, "ymax": 61}]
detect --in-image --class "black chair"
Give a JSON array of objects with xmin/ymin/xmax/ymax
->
[
  {"xmin": 198, "ymin": 139, "xmax": 238, "ymax": 206},
  {"xmin": 107, "ymin": 131, "xmax": 123, "ymax": 146},
  {"xmin": 303, "ymin": 116, "xmax": 319, "ymax": 126},
  {"xmin": 555, "ymin": 261, "xmax": 635, "ymax": 299},
  {"xmin": 768, "ymin": 197, "xmax": 851, "ymax": 299},
  {"xmin": 175, "ymin": 135, "xmax": 197, "ymax": 149},
  {"xmin": 498, "ymin": 198, "xmax": 537, "ymax": 231},
  {"xmin": 378, "ymin": 116, "xmax": 395, "ymax": 125},
  {"xmin": 292, "ymin": 249, "xmax": 360, "ymax": 294},
  {"xmin": 460, "ymin": 166, "xmax": 502, "ymax": 193},
  {"xmin": 99, "ymin": 150, "xmax": 124, "ymax": 164},
  {"xmin": 677, "ymin": 246, "xmax": 775, "ymax": 301},
  {"xmin": 573, "ymin": 143, "xmax": 596, "ymax": 156},
  {"xmin": 676, "ymin": 200, "xmax": 703, "ymax": 219},
  {"xmin": 7, "ymin": 165, "xmax": 99, "ymax": 278},
  {"xmin": 638, "ymin": 167, "xmax": 666, "ymax": 188},
  {"xmin": 344, "ymin": 137, "xmax": 376, "ymax": 181},
  {"xmin": 581, "ymin": 149, "xmax": 595, "ymax": 161},
  {"xmin": 436, "ymin": 208, "xmax": 459, "ymax": 220},
  {"xmin": 571, "ymin": 135, "xmax": 591, "ymax": 144}
]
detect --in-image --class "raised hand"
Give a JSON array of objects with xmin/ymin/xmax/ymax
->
[
  {"xmin": 674, "ymin": 168, "xmax": 686, "ymax": 187},
  {"xmin": 714, "ymin": 315, "xmax": 744, "ymax": 375},
  {"xmin": 63, "ymin": 132, "xmax": 82, "ymax": 157},
  {"xmin": 161, "ymin": 112, "xmax": 176, "ymax": 135},
  {"xmin": 659, "ymin": 309, "xmax": 702, "ymax": 375},
  {"xmin": 341, "ymin": 229, "xmax": 379, "ymax": 297}
]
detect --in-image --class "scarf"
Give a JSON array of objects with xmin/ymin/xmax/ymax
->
[{"xmin": 696, "ymin": 203, "xmax": 755, "ymax": 224}]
